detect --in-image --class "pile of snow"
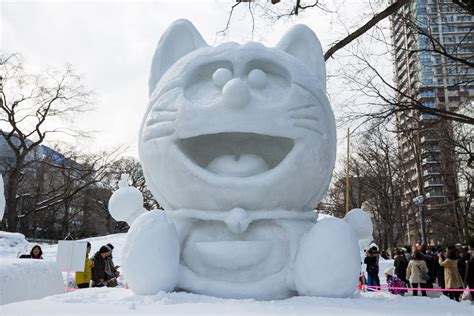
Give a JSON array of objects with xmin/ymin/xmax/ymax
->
[
  {"xmin": 1, "ymin": 287, "xmax": 472, "ymax": 315},
  {"xmin": 0, "ymin": 231, "xmax": 29, "ymax": 258},
  {"xmin": 0, "ymin": 231, "xmax": 28, "ymax": 248},
  {"xmin": 0, "ymin": 259, "xmax": 64, "ymax": 305}
]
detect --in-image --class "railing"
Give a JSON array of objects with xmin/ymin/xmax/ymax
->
[
  {"xmin": 425, "ymin": 191, "xmax": 445, "ymax": 198},
  {"xmin": 424, "ymin": 180, "xmax": 444, "ymax": 188}
]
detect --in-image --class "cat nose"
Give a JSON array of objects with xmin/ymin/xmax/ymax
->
[{"xmin": 222, "ymin": 78, "xmax": 250, "ymax": 108}]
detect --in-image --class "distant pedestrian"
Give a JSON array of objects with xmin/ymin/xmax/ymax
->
[
  {"xmin": 435, "ymin": 248, "xmax": 448, "ymax": 296},
  {"xmin": 394, "ymin": 249, "xmax": 408, "ymax": 283},
  {"xmin": 75, "ymin": 242, "xmax": 93, "ymax": 288},
  {"xmin": 384, "ymin": 267, "xmax": 407, "ymax": 296},
  {"xmin": 19, "ymin": 245, "xmax": 43, "ymax": 259},
  {"xmin": 457, "ymin": 247, "xmax": 470, "ymax": 286},
  {"xmin": 406, "ymin": 251, "xmax": 428, "ymax": 297},
  {"xmin": 439, "ymin": 249, "xmax": 464, "ymax": 301},
  {"xmin": 91, "ymin": 245, "xmax": 111, "ymax": 287},
  {"xmin": 364, "ymin": 249, "xmax": 380, "ymax": 290},
  {"xmin": 464, "ymin": 240, "xmax": 474, "ymax": 301},
  {"xmin": 420, "ymin": 245, "xmax": 436, "ymax": 288}
]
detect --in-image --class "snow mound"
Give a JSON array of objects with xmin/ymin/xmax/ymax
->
[
  {"xmin": 0, "ymin": 231, "xmax": 28, "ymax": 248},
  {"xmin": 0, "ymin": 259, "xmax": 64, "ymax": 305}
]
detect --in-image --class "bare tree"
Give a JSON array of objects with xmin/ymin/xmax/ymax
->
[{"xmin": 0, "ymin": 53, "xmax": 92, "ymax": 232}]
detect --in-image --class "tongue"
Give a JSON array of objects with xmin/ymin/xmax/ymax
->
[{"xmin": 205, "ymin": 154, "xmax": 270, "ymax": 177}]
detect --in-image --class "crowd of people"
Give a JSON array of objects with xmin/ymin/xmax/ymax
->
[{"xmin": 364, "ymin": 240, "xmax": 474, "ymax": 302}]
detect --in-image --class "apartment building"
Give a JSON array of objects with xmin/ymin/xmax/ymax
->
[{"xmin": 390, "ymin": 0, "xmax": 473, "ymax": 244}]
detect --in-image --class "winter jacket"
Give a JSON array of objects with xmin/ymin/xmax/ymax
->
[
  {"xmin": 19, "ymin": 254, "xmax": 43, "ymax": 259},
  {"xmin": 439, "ymin": 257, "xmax": 463, "ymax": 289},
  {"xmin": 91, "ymin": 252, "xmax": 107, "ymax": 286},
  {"xmin": 75, "ymin": 256, "xmax": 93, "ymax": 285},
  {"xmin": 104, "ymin": 257, "xmax": 117, "ymax": 278},
  {"xmin": 387, "ymin": 275, "xmax": 407, "ymax": 296},
  {"xmin": 465, "ymin": 250, "xmax": 474, "ymax": 289},
  {"xmin": 458, "ymin": 252, "xmax": 470, "ymax": 284},
  {"xmin": 435, "ymin": 255, "xmax": 446, "ymax": 288},
  {"xmin": 364, "ymin": 256, "xmax": 379, "ymax": 275},
  {"xmin": 394, "ymin": 255, "xmax": 408, "ymax": 281},
  {"xmin": 406, "ymin": 259, "xmax": 429, "ymax": 284}
]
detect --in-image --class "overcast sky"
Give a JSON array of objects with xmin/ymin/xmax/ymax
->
[{"xmin": 1, "ymin": 0, "xmax": 388, "ymax": 159}]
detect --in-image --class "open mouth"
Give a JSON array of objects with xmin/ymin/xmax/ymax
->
[{"xmin": 178, "ymin": 132, "xmax": 294, "ymax": 177}]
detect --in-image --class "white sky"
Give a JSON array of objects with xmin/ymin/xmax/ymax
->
[{"xmin": 1, "ymin": 0, "xmax": 390, "ymax": 159}]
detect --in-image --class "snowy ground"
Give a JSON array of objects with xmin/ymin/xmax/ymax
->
[
  {"xmin": 1, "ymin": 287, "xmax": 473, "ymax": 316},
  {"xmin": 1, "ymin": 232, "xmax": 473, "ymax": 315}
]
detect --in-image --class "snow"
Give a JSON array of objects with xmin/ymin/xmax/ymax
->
[
  {"xmin": 122, "ymin": 211, "xmax": 179, "ymax": 295},
  {"xmin": 0, "ymin": 176, "xmax": 4, "ymax": 220},
  {"xmin": 294, "ymin": 217, "xmax": 361, "ymax": 297},
  {"xmin": 114, "ymin": 19, "xmax": 351, "ymax": 299},
  {"xmin": 1, "ymin": 288, "xmax": 472, "ymax": 316},
  {"xmin": 0, "ymin": 232, "xmax": 472, "ymax": 314},
  {"xmin": 0, "ymin": 259, "xmax": 64, "ymax": 305},
  {"xmin": 108, "ymin": 174, "xmax": 146, "ymax": 224},
  {"xmin": 0, "ymin": 231, "xmax": 28, "ymax": 257}
]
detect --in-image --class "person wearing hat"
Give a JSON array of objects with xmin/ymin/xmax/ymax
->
[
  {"xmin": 104, "ymin": 243, "xmax": 120, "ymax": 287},
  {"xmin": 384, "ymin": 267, "xmax": 407, "ymax": 296},
  {"xmin": 75, "ymin": 242, "xmax": 93, "ymax": 288},
  {"xmin": 91, "ymin": 245, "xmax": 111, "ymax": 287}
]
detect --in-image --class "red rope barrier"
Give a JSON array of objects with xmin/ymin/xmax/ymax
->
[{"xmin": 364, "ymin": 285, "xmax": 472, "ymax": 292}]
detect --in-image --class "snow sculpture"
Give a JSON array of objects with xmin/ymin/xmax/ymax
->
[
  {"xmin": 0, "ymin": 177, "xmax": 5, "ymax": 220},
  {"xmin": 110, "ymin": 19, "xmax": 373, "ymax": 300}
]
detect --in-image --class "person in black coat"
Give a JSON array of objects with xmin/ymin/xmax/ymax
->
[
  {"xmin": 420, "ymin": 246, "xmax": 436, "ymax": 288},
  {"xmin": 465, "ymin": 240, "xmax": 474, "ymax": 301},
  {"xmin": 457, "ymin": 247, "xmax": 470, "ymax": 286},
  {"xmin": 435, "ymin": 248, "xmax": 448, "ymax": 296},
  {"xmin": 364, "ymin": 249, "xmax": 380, "ymax": 290},
  {"xmin": 394, "ymin": 249, "xmax": 408, "ymax": 283},
  {"xmin": 19, "ymin": 245, "xmax": 43, "ymax": 259},
  {"xmin": 91, "ymin": 245, "xmax": 111, "ymax": 287}
]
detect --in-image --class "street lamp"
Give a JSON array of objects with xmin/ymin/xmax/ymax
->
[{"xmin": 413, "ymin": 195, "xmax": 427, "ymax": 245}]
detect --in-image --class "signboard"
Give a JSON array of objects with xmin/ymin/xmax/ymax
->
[{"xmin": 56, "ymin": 240, "xmax": 87, "ymax": 272}]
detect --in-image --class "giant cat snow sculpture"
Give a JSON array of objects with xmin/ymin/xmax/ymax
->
[{"xmin": 109, "ymin": 19, "xmax": 373, "ymax": 300}]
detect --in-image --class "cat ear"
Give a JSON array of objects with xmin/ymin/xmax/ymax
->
[
  {"xmin": 149, "ymin": 19, "xmax": 208, "ymax": 96},
  {"xmin": 276, "ymin": 25, "xmax": 326, "ymax": 91}
]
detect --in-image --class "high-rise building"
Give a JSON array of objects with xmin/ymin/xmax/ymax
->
[{"xmin": 390, "ymin": 0, "xmax": 473, "ymax": 244}]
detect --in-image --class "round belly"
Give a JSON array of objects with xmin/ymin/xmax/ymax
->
[{"xmin": 181, "ymin": 220, "xmax": 289, "ymax": 283}]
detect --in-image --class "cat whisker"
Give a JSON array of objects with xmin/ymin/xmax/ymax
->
[
  {"xmin": 144, "ymin": 123, "xmax": 175, "ymax": 141},
  {"xmin": 293, "ymin": 120, "xmax": 323, "ymax": 135},
  {"xmin": 152, "ymin": 107, "xmax": 178, "ymax": 113},
  {"xmin": 146, "ymin": 111, "xmax": 177, "ymax": 126},
  {"xmin": 288, "ymin": 104, "xmax": 317, "ymax": 112},
  {"xmin": 289, "ymin": 113, "xmax": 320, "ymax": 122}
]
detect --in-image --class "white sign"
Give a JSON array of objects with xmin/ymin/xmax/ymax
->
[{"xmin": 56, "ymin": 240, "xmax": 87, "ymax": 272}]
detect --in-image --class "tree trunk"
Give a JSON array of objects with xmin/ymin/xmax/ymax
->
[{"xmin": 5, "ymin": 167, "xmax": 20, "ymax": 232}]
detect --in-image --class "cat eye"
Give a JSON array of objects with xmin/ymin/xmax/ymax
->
[
  {"xmin": 212, "ymin": 68, "xmax": 233, "ymax": 88},
  {"xmin": 247, "ymin": 69, "xmax": 267, "ymax": 89}
]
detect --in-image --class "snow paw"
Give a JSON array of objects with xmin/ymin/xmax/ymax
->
[
  {"xmin": 122, "ymin": 210, "xmax": 179, "ymax": 295},
  {"xmin": 293, "ymin": 217, "xmax": 360, "ymax": 298}
]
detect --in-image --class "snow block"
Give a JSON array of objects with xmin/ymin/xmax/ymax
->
[{"xmin": 0, "ymin": 259, "xmax": 64, "ymax": 305}]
